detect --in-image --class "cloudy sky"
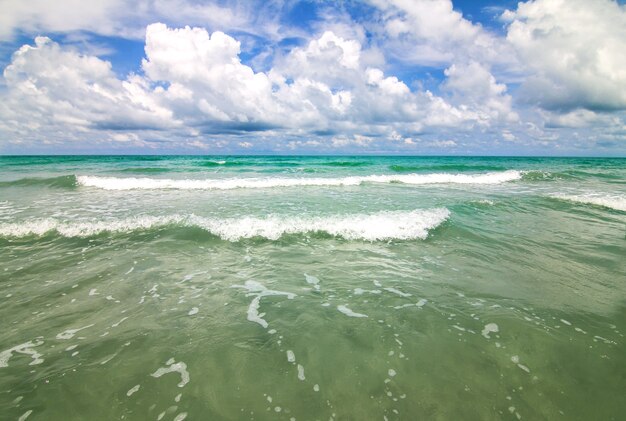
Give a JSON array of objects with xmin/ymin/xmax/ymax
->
[{"xmin": 0, "ymin": 0, "xmax": 625, "ymax": 155}]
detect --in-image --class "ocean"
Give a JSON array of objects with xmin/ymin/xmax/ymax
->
[{"xmin": 0, "ymin": 155, "xmax": 624, "ymax": 420}]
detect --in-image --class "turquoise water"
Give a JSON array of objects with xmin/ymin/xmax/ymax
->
[{"xmin": 0, "ymin": 156, "xmax": 625, "ymax": 420}]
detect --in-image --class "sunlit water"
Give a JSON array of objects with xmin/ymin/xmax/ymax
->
[{"xmin": 1, "ymin": 156, "xmax": 625, "ymax": 420}]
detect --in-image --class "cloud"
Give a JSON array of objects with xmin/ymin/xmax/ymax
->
[
  {"xmin": 0, "ymin": 1, "xmax": 624, "ymax": 155},
  {"xmin": 368, "ymin": 0, "xmax": 515, "ymax": 68},
  {"xmin": 0, "ymin": 0, "xmax": 279, "ymax": 42},
  {"xmin": 143, "ymin": 23, "xmax": 281, "ymax": 127},
  {"xmin": 506, "ymin": 0, "xmax": 626, "ymax": 112},
  {"xmin": 1, "ymin": 36, "xmax": 175, "ymax": 141},
  {"xmin": 1, "ymin": 23, "xmax": 489, "ymax": 150},
  {"xmin": 442, "ymin": 61, "xmax": 518, "ymax": 124},
  {"xmin": 140, "ymin": 23, "xmax": 489, "ymax": 135}
]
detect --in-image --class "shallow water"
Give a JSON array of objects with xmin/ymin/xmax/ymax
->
[{"xmin": 1, "ymin": 156, "xmax": 625, "ymax": 420}]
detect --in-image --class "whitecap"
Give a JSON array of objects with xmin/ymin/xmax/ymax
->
[
  {"xmin": 551, "ymin": 193, "xmax": 626, "ymax": 212},
  {"xmin": 0, "ymin": 209, "xmax": 450, "ymax": 242},
  {"xmin": 75, "ymin": 171, "xmax": 522, "ymax": 191}
]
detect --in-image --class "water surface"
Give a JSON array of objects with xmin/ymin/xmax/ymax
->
[{"xmin": 1, "ymin": 156, "xmax": 625, "ymax": 420}]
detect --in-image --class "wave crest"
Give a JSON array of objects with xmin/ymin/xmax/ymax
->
[
  {"xmin": 0, "ymin": 175, "xmax": 77, "ymax": 188},
  {"xmin": 76, "ymin": 171, "xmax": 522, "ymax": 190},
  {"xmin": 551, "ymin": 194, "xmax": 626, "ymax": 212},
  {"xmin": 0, "ymin": 209, "xmax": 450, "ymax": 241}
]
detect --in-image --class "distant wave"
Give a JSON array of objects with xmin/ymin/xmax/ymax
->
[
  {"xmin": 551, "ymin": 194, "xmax": 626, "ymax": 212},
  {"xmin": 0, "ymin": 175, "xmax": 77, "ymax": 188},
  {"xmin": 115, "ymin": 167, "xmax": 172, "ymax": 174},
  {"xmin": 198, "ymin": 160, "xmax": 229, "ymax": 167},
  {"xmin": 0, "ymin": 209, "xmax": 450, "ymax": 241},
  {"xmin": 76, "ymin": 170, "xmax": 523, "ymax": 190},
  {"xmin": 320, "ymin": 161, "xmax": 370, "ymax": 167},
  {"xmin": 521, "ymin": 170, "xmax": 578, "ymax": 181},
  {"xmin": 198, "ymin": 160, "xmax": 301, "ymax": 167},
  {"xmin": 389, "ymin": 164, "xmax": 507, "ymax": 172}
]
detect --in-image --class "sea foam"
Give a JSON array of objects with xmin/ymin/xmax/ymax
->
[
  {"xmin": 76, "ymin": 171, "xmax": 522, "ymax": 190},
  {"xmin": 552, "ymin": 194, "xmax": 626, "ymax": 212},
  {"xmin": 0, "ymin": 209, "xmax": 450, "ymax": 241}
]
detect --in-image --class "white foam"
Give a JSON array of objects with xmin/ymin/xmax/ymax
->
[
  {"xmin": 127, "ymin": 385, "xmax": 140, "ymax": 396},
  {"xmin": 297, "ymin": 364, "xmax": 305, "ymax": 381},
  {"xmin": 151, "ymin": 358, "xmax": 190, "ymax": 387},
  {"xmin": 76, "ymin": 171, "xmax": 522, "ymax": 191},
  {"xmin": 0, "ymin": 339, "xmax": 44, "ymax": 368},
  {"xmin": 188, "ymin": 307, "xmax": 199, "ymax": 316},
  {"xmin": 304, "ymin": 273, "xmax": 321, "ymax": 291},
  {"xmin": 0, "ymin": 209, "xmax": 449, "ymax": 242},
  {"xmin": 552, "ymin": 194, "xmax": 626, "ymax": 212},
  {"xmin": 287, "ymin": 350, "xmax": 296, "ymax": 363},
  {"xmin": 481, "ymin": 323, "xmax": 499, "ymax": 339},
  {"xmin": 56, "ymin": 324, "xmax": 94, "ymax": 340},
  {"xmin": 18, "ymin": 410, "xmax": 33, "ymax": 421},
  {"xmin": 393, "ymin": 299, "xmax": 427, "ymax": 310},
  {"xmin": 181, "ymin": 271, "xmax": 208, "ymax": 282},
  {"xmin": 511, "ymin": 355, "xmax": 530, "ymax": 372},
  {"xmin": 232, "ymin": 281, "xmax": 296, "ymax": 328},
  {"xmin": 337, "ymin": 305, "xmax": 368, "ymax": 318},
  {"xmin": 383, "ymin": 287, "xmax": 412, "ymax": 298},
  {"xmin": 111, "ymin": 317, "xmax": 128, "ymax": 328}
]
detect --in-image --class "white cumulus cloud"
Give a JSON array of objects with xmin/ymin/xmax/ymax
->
[{"xmin": 506, "ymin": 0, "xmax": 626, "ymax": 112}]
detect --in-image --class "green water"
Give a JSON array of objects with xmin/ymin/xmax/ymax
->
[{"xmin": 0, "ymin": 156, "xmax": 625, "ymax": 420}]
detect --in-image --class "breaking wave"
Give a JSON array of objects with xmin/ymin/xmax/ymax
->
[
  {"xmin": 76, "ymin": 171, "xmax": 523, "ymax": 190},
  {"xmin": 389, "ymin": 164, "xmax": 507, "ymax": 172},
  {"xmin": 0, "ymin": 208, "xmax": 450, "ymax": 241},
  {"xmin": 551, "ymin": 194, "xmax": 626, "ymax": 212}
]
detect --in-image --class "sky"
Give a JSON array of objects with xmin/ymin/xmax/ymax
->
[{"xmin": 0, "ymin": 0, "xmax": 625, "ymax": 156}]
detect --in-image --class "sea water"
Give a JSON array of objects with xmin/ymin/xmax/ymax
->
[{"xmin": 0, "ymin": 156, "xmax": 624, "ymax": 420}]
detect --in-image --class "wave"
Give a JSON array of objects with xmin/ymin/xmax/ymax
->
[
  {"xmin": 115, "ymin": 167, "xmax": 172, "ymax": 174},
  {"xmin": 320, "ymin": 161, "xmax": 370, "ymax": 167},
  {"xmin": 0, "ymin": 209, "xmax": 450, "ymax": 241},
  {"xmin": 76, "ymin": 171, "xmax": 522, "ymax": 190},
  {"xmin": 389, "ymin": 164, "xmax": 507, "ymax": 172},
  {"xmin": 0, "ymin": 175, "xmax": 77, "ymax": 189},
  {"xmin": 198, "ymin": 160, "xmax": 231, "ymax": 167},
  {"xmin": 521, "ymin": 170, "xmax": 580, "ymax": 181},
  {"xmin": 551, "ymin": 194, "xmax": 626, "ymax": 212},
  {"xmin": 198, "ymin": 160, "xmax": 304, "ymax": 167}
]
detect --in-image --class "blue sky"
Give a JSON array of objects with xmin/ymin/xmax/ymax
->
[{"xmin": 0, "ymin": 0, "xmax": 624, "ymax": 155}]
